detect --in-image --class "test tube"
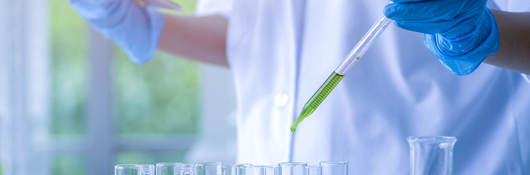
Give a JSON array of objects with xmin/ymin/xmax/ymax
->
[
  {"xmin": 156, "ymin": 162, "xmax": 178, "ymax": 175},
  {"xmin": 249, "ymin": 165, "xmax": 279, "ymax": 175},
  {"xmin": 408, "ymin": 136, "xmax": 457, "ymax": 175},
  {"xmin": 279, "ymin": 162, "xmax": 308, "ymax": 175},
  {"xmin": 307, "ymin": 165, "xmax": 321, "ymax": 175},
  {"xmin": 231, "ymin": 164, "xmax": 253, "ymax": 175},
  {"xmin": 263, "ymin": 165, "xmax": 280, "ymax": 175},
  {"xmin": 115, "ymin": 164, "xmax": 155, "ymax": 175},
  {"xmin": 320, "ymin": 161, "xmax": 348, "ymax": 175},
  {"xmin": 156, "ymin": 162, "xmax": 195, "ymax": 175},
  {"xmin": 196, "ymin": 162, "xmax": 224, "ymax": 175},
  {"xmin": 223, "ymin": 165, "xmax": 232, "ymax": 175}
]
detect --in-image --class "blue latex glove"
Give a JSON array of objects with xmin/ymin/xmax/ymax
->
[
  {"xmin": 384, "ymin": 0, "xmax": 500, "ymax": 75},
  {"xmin": 69, "ymin": 0, "xmax": 164, "ymax": 64}
]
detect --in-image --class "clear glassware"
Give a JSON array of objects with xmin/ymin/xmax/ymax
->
[
  {"xmin": 223, "ymin": 165, "xmax": 232, "ymax": 175},
  {"xmin": 279, "ymin": 162, "xmax": 308, "ymax": 175},
  {"xmin": 115, "ymin": 164, "xmax": 155, "ymax": 175},
  {"xmin": 156, "ymin": 162, "xmax": 195, "ymax": 175},
  {"xmin": 246, "ymin": 165, "xmax": 279, "ymax": 175},
  {"xmin": 193, "ymin": 162, "xmax": 227, "ymax": 175},
  {"xmin": 320, "ymin": 161, "xmax": 348, "ymax": 175},
  {"xmin": 307, "ymin": 165, "xmax": 321, "ymax": 175},
  {"xmin": 231, "ymin": 164, "xmax": 253, "ymax": 175},
  {"xmin": 264, "ymin": 165, "xmax": 280, "ymax": 175},
  {"xmin": 408, "ymin": 136, "xmax": 457, "ymax": 175}
]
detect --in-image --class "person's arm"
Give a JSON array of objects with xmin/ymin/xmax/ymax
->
[
  {"xmin": 158, "ymin": 14, "xmax": 229, "ymax": 67},
  {"xmin": 485, "ymin": 10, "xmax": 530, "ymax": 75}
]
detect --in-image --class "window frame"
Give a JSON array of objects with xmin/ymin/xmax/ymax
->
[{"xmin": 1, "ymin": 0, "xmax": 51, "ymax": 174}]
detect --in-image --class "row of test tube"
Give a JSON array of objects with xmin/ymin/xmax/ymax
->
[
  {"xmin": 115, "ymin": 161, "xmax": 348, "ymax": 175},
  {"xmin": 116, "ymin": 136, "xmax": 457, "ymax": 175},
  {"xmin": 234, "ymin": 162, "xmax": 348, "ymax": 175}
]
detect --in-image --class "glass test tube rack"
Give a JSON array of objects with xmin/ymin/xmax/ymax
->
[
  {"xmin": 115, "ymin": 161, "xmax": 348, "ymax": 175},
  {"xmin": 115, "ymin": 136, "xmax": 457, "ymax": 175}
]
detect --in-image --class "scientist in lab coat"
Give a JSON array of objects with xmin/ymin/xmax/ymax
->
[{"xmin": 69, "ymin": 0, "xmax": 530, "ymax": 174}]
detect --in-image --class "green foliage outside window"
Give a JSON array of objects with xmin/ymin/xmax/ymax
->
[
  {"xmin": 53, "ymin": 155, "xmax": 87, "ymax": 175},
  {"xmin": 115, "ymin": 51, "xmax": 200, "ymax": 135},
  {"xmin": 115, "ymin": 151, "xmax": 188, "ymax": 164},
  {"xmin": 113, "ymin": 0, "xmax": 199, "ymax": 135},
  {"xmin": 50, "ymin": 0, "xmax": 88, "ymax": 136},
  {"xmin": 50, "ymin": 0, "xmax": 199, "ymax": 174}
]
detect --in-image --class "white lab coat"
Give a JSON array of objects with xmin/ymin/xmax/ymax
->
[{"xmin": 196, "ymin": 0, "xmax": 530, "ymax": 174}]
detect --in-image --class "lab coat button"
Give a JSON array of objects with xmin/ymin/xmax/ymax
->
[{"xmin": 274, "ymin": 93, "xmax": 289, "ymax": 107}]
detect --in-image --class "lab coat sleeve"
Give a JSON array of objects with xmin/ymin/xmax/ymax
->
[
  {"xmin": 488, "ymin": 0, "xmax": 530, "ymax": 83},
  {"xmin": 195, "ymin": 0, "xmax": 233, "ymax": 18}
]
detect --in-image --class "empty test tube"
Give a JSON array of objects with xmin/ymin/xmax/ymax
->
[
  {"xmin": 307, "ymin": 165, "xmax": 321, "ymax": 175},
  {"xmin": 196, "ymin": 162, "xmax": 224, "ymax": 175},
  {"xmin": 232, "ymin": 164, "xmax": 253, "ymax": 175},
  {"xmin": 115, "ymin": 164, "xmax": 155, "ymax": 175},
  {"xmin": 230, "ymin": 164, "xmax": 279, "ymax": 175},
  {"xmin": 155, "ymin": 162, "xmax": 225, "ymax": 175},
  {"xmin": 156, "ymin": 162, "xmax": 179, "ymax": 175},
  {"xmin": 249, "ymin": 165, "xmax": 280, "ymax": 175},
  {"xmin": 156, "ymin": 162, "xmax": 194, "ymax": 175},
  {"xmin": 279, "ymin": 162, "xmax": 308, "ymax": 175},
  {"xmin": 119, "ymin": 162, "xmax": 348, "ymax": 175},
  {"xmin": 320, "ymin": 162, "xmax": 348, "ymax": 175},
  {"xmin": 222, "ymin": 165, "xmax": 231, "ymax": 175}
]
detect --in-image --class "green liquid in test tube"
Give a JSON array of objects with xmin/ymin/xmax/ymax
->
[{"xmin": 290, "ymin": 16, "xmax": 392, "ymax": 132}]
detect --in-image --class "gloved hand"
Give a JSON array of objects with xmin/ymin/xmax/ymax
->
[
  {"xmin": 69, "ymin": 0, "xmax": 164, "ymax": 64},
  {"xmin": 384, "ymin": 0, "xmax": 500, "ymax": 75}
]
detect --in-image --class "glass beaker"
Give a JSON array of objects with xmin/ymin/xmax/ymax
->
[
  {"xmin": 115, "ymin": 164, "xmax": 155, "ymax": 175},
  {"xmin": 279, "ymin": 162, "xmax": 308, "ymax": 175},
  {"xmin": 320, "ymin": 161, "xmax": 348, "ymax": 175},
  {"xmin": 408, "ymin": 136, "xmax": 457, "ymax": 175}
]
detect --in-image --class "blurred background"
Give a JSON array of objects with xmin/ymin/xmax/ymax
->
[{"xmin": 0, "ymin": 0, "xmax": 237, "ymax": 174}]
